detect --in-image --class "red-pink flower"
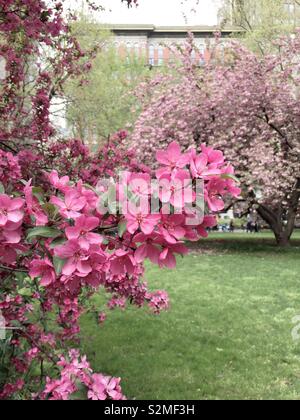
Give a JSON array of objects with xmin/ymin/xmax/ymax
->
[
  {"xmin": 133, "ymin": 232, "xmax": 161, "ymax": 264},
  {"xmin": 197, "ymin": 215, "xmax": 217, "ymax": 238},
  {"xmin": 24, "ymin": 183, "xmax": 48, "ymax": 226},
  {"xmin": 125, "ymin": 202, "xmax": 160, "ymax": 235},
  {"xmin": 54, "ymin": 240, "xmax": 92, "ymax": 277},
  {"xmin": 159, "ymin": 171, "xmax": 195, "ymax": 208},
  {"xmin": 205, "ymin": 179, "xmax": 226, "ymax": 212},
  {"xmin": 127, "ymin": 173, "xmax": 151, "ymax": 198},
  {"xmin": 110, "ymin": 249, "xmax": 136, "ymax": 275},
  {"xmin": 200, "ymin": 144, "xmax": 225, "ymax": 167},
  {"xmin": 48, "ymin": 170, "xmax": 70, "ymax": 192},
  {"xmin": 29, "ymin": 258, "xmax": 56, "ymax": 287},
  {"xmin": 159, "ymin": 243, "xmax": 189, "ymax": 269},
  {"xmin": 50, "ymin": 189, "xmax": 86, "ymax": 219},
  {"xmin": 0, "ymin": 194, "xmax": 24, "ymax": 227},
  {"xmin": 156, "ymin": 141, "xmax": 190, "ymax": 178},
  {"xmin": 190, "ymin": 149, "xmax": 221, "ymax": 179},
  {"xmin": 88, "ymin": 374, "xmax": 124, "ymax": 401},
  {"xmin": 65, "ymin": 215, "xmax": 102, "ymax": 250},
  {"xmin": 159, "ymin": 213, "xmax": 186, "ymax": 244},
  {"xmin": 222, "ymin": 165, "xmax": 242, "ymax": 198}
]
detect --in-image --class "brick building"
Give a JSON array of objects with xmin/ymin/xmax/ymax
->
[{"xmin": 107, "ymin": 24, "xmax": 240, "ymax": 66}]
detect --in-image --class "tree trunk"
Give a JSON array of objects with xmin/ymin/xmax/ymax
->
[
  {"xmin": 274, "ymin": 230, "xmax": 291, "ymax": 247},
  {"xmin": 257, "ymin": 205, "xmax": 290, "ymax": 247},
  {"xmin": 257, "ymin": 179, "xmax": 300, "ymax": 247}
]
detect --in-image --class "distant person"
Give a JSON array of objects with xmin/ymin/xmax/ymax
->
[
  {"xmin": 230, "ymin": 220, "xmax": 235, "ymax": 232},
  {"xmin": 246, "ymin": 221, "xmax": 255, "ymax": 233},
  {"xmin": 246, "ymin": 221, "xmax": 251, "ymax": 233}
]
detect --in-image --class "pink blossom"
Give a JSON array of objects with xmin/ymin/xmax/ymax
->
[
  {"xmin": 88, "ymin": 374, "xmax": 124, "ymax": 401},
  {"xmin": 134, "ymin": 233, "xmax": 161, "ymax": 264},
  {"xmin": 159, "ymin": 213, "xmax": 186, "ymax": 244},
  {"xmin": 50, "ymin": 189, "xmax": 86, "ymax": 219},
  {"xmin": 125, "ymin": 202, "xmax": 160, "ymax": 235},
  {"xmin": 98, "ymin": 312, "xmax": 107, "ymax": 324},
  {"xmin": 54, "ymin": 240, "xmax": 92, "ymax": 277},
  {"xmin": 197, "ymin": 215, "xmax": 217, "ymax": 237},
  {"xmin": 147, "ymin": 291, "xmax": 169, "ymax": 314},
  {"xmin": 159, "ymin": 243, "xmax": 189, "ymax": 269},
  {"xmin": 159, "ymin": 171, "xmax": 195, "ymax": 208},
  {"xmin": 1, "ymin": 220, "xmax": 23, "ymax": 244},
  {"xmin": 110, "ymin": 249, "xmax": 136, "ymax": 275},
  {"xmin": 127, "ymin": 173, "xmax": 151, "ymax": 197},
  {"xmin": 200, "ymin": 144, "xmax": 224, "ymax": 167},
  {"xmin": 205, "ymin": 179, "xmax": 226, "ymax": 212},
  {"xmin": 48, "ymin": 170, "xmax": 70, "ymax": 192},
  {"xmin": 190, "ymin": 148, "xmax": 221, "ymax": 179},
  {"xmin": 65, "ymin": 215, "xmax": 102, "ymax": 250},
  {"xmin": 0, "ymin": 194, "xmax": 24, "ymax": 227},
  {"xmin": 29, "ymin": 258, "xmax": 56, "ymax": 287},
  {"xmin": 156, "ymin": 141, "xmax": 190, "ymax": 178},
  {"xmin": 24, "ymin": 183, "xmax": 48, "ymax": 226}
]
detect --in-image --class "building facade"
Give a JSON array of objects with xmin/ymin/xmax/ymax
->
[{"xmin": 107, "ymin": 24, "xmax": 240, "ymax": 66}]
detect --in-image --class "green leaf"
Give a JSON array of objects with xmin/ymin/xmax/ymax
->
[
  {"xmin": 49, "ymin": 237, "xmax": 66, "ymax": 249},
  {"xmin": 53, "ymin": 256, "xmax": 66, "ymax": 276},
  {"xmin": 0, "ymin": 182, "xmax": 4, "ymax": 194},
  {"xmin": 118, "ymin": 221, "xmax": 127, "ymax": 238},
  {"xmin": 18, "ymin": 288, "xmax": 32, "ymax": 297},
  {"xmin": 26, "ymin": 227, "xmax": 61, "ymax": 241},
  {"xmin": 42, "ymin": 203, "xmax": 57, "ymax": 218},
  {"xmin": 32, "ymin": 187, "xmax": 45, "ymax": 203},
  {"xmin": 221, "ymin": 173, "xmax": 240, "ymax": 183}
]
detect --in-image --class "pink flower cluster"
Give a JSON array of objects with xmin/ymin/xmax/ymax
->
[
  {"xmin": 0, "ymin": 195, "xmax": 24, "ymax": 264},
  {"xmin": 0, "ymin": 150, "xmax": 21, "ymax": 190},
  {"xmin": 40, "ymin": 350, "xmax": 125, "ymax": 401}
]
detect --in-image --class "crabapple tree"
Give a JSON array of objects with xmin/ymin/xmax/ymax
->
[{"xmin": 0, "ymin": 0, "xmax": 241, "ymax": 400}]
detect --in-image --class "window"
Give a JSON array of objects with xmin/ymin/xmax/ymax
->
[
  {"xmin": 158, "ymin": 45, "xmax": 164, "ymax": 66},
  {"xmin": 191, "ymin": 49, "xmax": 196, "ymax": 64},
  {"xmin": 198, "ymin": 44, "xmax": 205, "ymax": 66},
  {"xmin": 149, "ymin": 44, "xmax": 155, "ymax": 66},
  {"xmin": 126, "ymin": 42, "xmax": 132, "ymax": 63}
]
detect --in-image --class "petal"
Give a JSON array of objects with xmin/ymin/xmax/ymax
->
[
  {"xmin": 7, "ymin": 210, "xmax": 23, "ymax": 223},
  {"xmin": 141, "ymin": 220, "xmax": 155, "ymax": 235},
  {"xmin": 134, "ymin": 244, "xmax": 147, "ymax": 263},
  {"xmin": 167, "ymin": 141, "xmax": 181, "ymax": 160},
  {"xmin": 62, "ymin": 258, "xmax": 77, "ymax": 276},
  {"xmin": 156, "ymin": 150, "xmax": 170, "ymax": 165},
  {"xmin": 8, "ymin": 198, "xmax": 24, "ymax": 211},
  {"xmin": 65, "ymin": 226, "xmax": 80, "ymax": 240}
]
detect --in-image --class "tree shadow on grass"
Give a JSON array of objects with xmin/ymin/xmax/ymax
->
[{"xmin": 188, "ymin": 235, "xmax": 300, "ymax": 255}]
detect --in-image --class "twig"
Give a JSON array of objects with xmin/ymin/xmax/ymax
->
[{"xmin": 0, "ymin": 265, "xmax": 28, "ymax": 273}]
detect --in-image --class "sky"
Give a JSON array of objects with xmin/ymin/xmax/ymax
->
[{"xmin": 75, "ymin": 0, "xmax": 221, "ymax": 26}]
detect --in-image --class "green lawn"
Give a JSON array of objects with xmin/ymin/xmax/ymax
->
[{"xmin": 80, "ymin": 233, "xmax": 300, "ymax": 400}]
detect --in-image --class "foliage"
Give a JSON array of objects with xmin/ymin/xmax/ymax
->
[
  {"xmin": 65, "ymin": 16, "xmax": 151, "ymax": 146},
  {"xmin": 219, "ymin": 0, "xmax": 300, "ymax": 53}
]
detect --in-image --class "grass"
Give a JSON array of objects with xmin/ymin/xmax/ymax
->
[{"xmin": 80, "ymin": 232, "xmax": 300, "ymax": 400}]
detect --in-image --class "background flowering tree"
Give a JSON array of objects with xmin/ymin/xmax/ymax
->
[
  {"xmin": 0, "ymin": 1, "xmax": 240, "ymax": 400},
  {"xmin": 129, "ymin": 34, "xmax": 300, "ymax": 246}
]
